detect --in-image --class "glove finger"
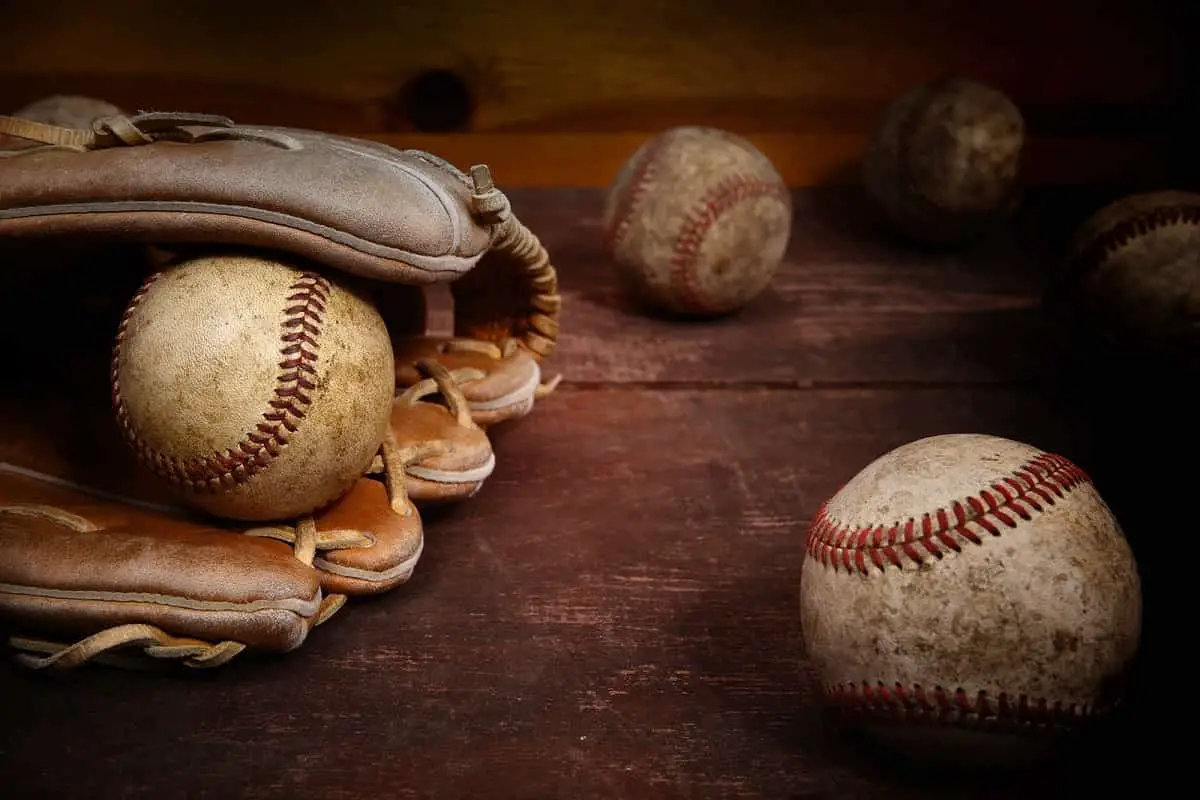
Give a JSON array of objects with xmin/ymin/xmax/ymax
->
[
  {"xmin": 379, "ymin": 357, "xmax": 496, "ymax": 503},
  {"xmin": 0, "ymin": 465, "xmax": 327, "ymax": 669},
  {"xmin": 393, "ymin": 336, "xmax": 550, "ymax": 428},
  {"xmin": 247, "ymin": 477, "xmax": 425, "ymax": 598}
]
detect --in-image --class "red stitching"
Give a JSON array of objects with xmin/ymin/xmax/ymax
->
[
  {"xmin": 1066, "ymin": 203, "xmax": 1200, "ymax": 287},
  {"xmin": 602, "ymin": 134, "xmax": 670, "ymax": 256},
  {"xmin": 825, "ymin": 682, "xmax": 1095, "ymax": 730},
  {"xmin": 805, "ymin": 453, "xmax": 1090, "ymax": 576},
  {"xmin": 111, "ymin": 269, "xmax": 332, "ymax": 493},
  {"xmin": 669, "ymin": 177, "xmax": 791, "ymax": 312}
]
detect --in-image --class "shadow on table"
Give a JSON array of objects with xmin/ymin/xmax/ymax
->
[{"xmin": 672, "ymin": 566, "xmax": 1149, "ymax": 797}]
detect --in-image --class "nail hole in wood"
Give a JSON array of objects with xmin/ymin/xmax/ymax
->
[{"xmin": 398, "ymin": 69, "xmax": 475, "ymax": 132}]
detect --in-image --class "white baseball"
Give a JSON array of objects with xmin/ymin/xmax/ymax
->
[
  {"xmin": 799, "ymin": 433, "xmax": 1141, "ymax": 765},
  {"xmin": 111, "ymin": 252, "xmax": 396, "ymax": 522}
]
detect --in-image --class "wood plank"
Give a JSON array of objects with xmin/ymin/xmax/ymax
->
[
  {"xmin": 0, "ymin": 94, "xmax": 1173, "ymax": 186},
  {"xmin": 489, "ymin": 186, "xmax": 1119, "ymax": 385},
  {"xmin": 0, "ymin": 386, "xmax": 1156, "ymax": 799},
  {"xmin": 0, "ymin": 1, "xmax": 1183, "ymax": 134},
  {"xmin": 0, "ymin": 187, "xmax": 1115, "ymax": 393},
  {"xmin": 362, "ymin": 133, "xmax": 1177, "ymax": 188}
]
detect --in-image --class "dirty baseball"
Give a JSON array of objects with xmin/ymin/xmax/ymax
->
[
  {"xmin": 799, "ymin": 433, "xmax": 1141, "ymax": 764},
  {"xmin": 111, "ymin": 252, "xmax": 396, "ymax": 522},
  {"xmin": 602, "ymin": 125, "xmax": 792, "ymax": 317}
]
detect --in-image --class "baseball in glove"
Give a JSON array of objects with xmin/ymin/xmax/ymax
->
[{"xmin": 0, "ymin": 103, "xmax": 561, "ymax": 671}]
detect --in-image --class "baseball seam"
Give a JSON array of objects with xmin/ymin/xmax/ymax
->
[
  {"xmin": 669, "ymin": 176, "xmax": 791, "ymax": 312},
  {"xmin": 1067, "ymin": 203, "xmax": 1200, "ymax": 286},
  {"xmin": 825, "ymin": 681, "xmax": 1096, "ymax": 729},
  {"xmin": 805, "ymin": 453, "xmax": 1090, "ymax": 576},
  {"xmin": 601, "ymin": 135, "xmax": 670, "ymax": 257},
  {"xmin": 111, "ymin": 269, "xmax": 331, "ymax": 492}
]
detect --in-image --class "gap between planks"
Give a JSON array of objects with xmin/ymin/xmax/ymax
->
[{"xmin": 552, "ymin": 379, "xmax": 1041, "ymax": 391}]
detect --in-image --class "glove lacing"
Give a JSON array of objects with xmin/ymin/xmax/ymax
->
[
  {"xmin": 463, "ymin": 165, "xmax": 563, "ymax": 393},
  {"xmin": 0, "ymin": 362, "xmax": 469, "ymax": 671},
  {"xmin": 0, "ymin": 118, "xmax": 560, "ymax": 669},
  {"xmin": 0, "ymin": 111, "xmax": 301, "ymax": 153},
  {"xmin": 0, "ymin": 504, "xmax": 263, "ymax": 671}
]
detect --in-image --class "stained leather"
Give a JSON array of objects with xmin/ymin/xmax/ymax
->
[
  {"xmin": 394, "ymin": 337, "xmax": 542, "ymax": 427},
  {"xmin": 0, "ymin": 113, "xmax": 498, "ymax": 285},
  {"xmin": 385, "ymin": 398, "xmax": 495, "ymax": 502},
  {"xmin": 309, "ymin": 478, "xmax": 424, "ymax": 596},
  {"xmin": 0, "ymin": 466, "xmax": 322, "ymax": 653},
  {"xmin": 0, "ymin": 108, "xmax": 561, "ymax": 669}
]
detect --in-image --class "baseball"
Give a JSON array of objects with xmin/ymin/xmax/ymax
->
[
  {"xmin": 799, "ymin": 433, "xmax": 1141, "ymax": 766},
  {"xmin": 2, "ymin": 95, "xmax": 126, "ymax": 150},
  {"xmin": 111, "ymin": 252, "xmax": 397, "ymax": 522},
  {"xmin": 601, "ymin": 126, "xmax": 792, "ymax": 317},
  {"xmin": 862, "ymin": 77, "xmax": 1025, "ymax": 246},
  {"xmin": 1055, "ymin": 189, "xmax": 1200, "ymax": 369},
  {"xmin": 11, "ymin": 94, "xmax": 125, "ymax": 127}
]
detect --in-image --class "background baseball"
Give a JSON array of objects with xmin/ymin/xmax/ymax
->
[
  {"xmin": 111, "ymin": 252, "xmax": 396, "ymax": 522},
  {"xmin": 1, "ymin": 94, "xmax": 126, "ymax": 151},
  {"xmin": 799, "ymin": 433, "xmax": 1141, "ymax": 765},
  {"xmin": 10, "ymin": 93, "xmax": 125, "ymax": 127},
  {"xmin": 862, "ymin": 77, "xmax": 1025, "ymax": 247},
  {"xmin": 601, "ymin": 125, "xmax": 792, "ymax": 317},
  {"xmin": 1053, "ymin": 189, "xmax": 1200, "ymax": 371}
]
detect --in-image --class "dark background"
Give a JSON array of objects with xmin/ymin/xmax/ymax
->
[{"xmin": 0, "ymin": 0, "xmax": 1194, "ymax": 187}]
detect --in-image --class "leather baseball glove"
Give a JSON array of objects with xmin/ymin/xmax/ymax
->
[{"xmin": 0, "ymin": 104, "xmax": 560, "ymax": 671}]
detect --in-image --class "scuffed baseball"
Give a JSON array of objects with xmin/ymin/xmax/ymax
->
[
  {"xmin": 863, "ymin": 77, "xmax": 1025, "ymax": 246},
  {"xmin": 799, "ymin": 433, "xmax": 1141, "ymax": 766},
  {"xmin": 601, "ymin": 126, "xmax": 792, "ymax": 317},
  {"xmin": 1055, "ymin": 189, "xmax": 1200, "ymax": 369},
  {"xmin": 1, "ymin": 94, "xmax": 126, "ymax": 151},
  {"xmin": 111, "ymin": 253, "xmax": 396, "ymax": 522},
  {"xmin": 11, "ymin": 94, "xmax": 125, "ymax": 127}
]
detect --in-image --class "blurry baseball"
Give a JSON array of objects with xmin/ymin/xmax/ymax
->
[
  {"xmin": 1054, "ymin": 189, "xmax": 1200, "ymax": 369},
  {"xmin": 863, "ymin": 77, "xmax": 1025, "ymax": 246},
  {"xmin": 602, "ymin": 126, "xmax": 792, "ymax": 317},
  {"xmin": 11, "ymin": 94, "xmax": 125, "ymax": 127},
  {"xmin": 2, "ymin": 94, "xmax": 126, "ymax": 151},
  {"xmin": 799, "ymin": 433, "xmax": 1141, "ymax": 765},
  {"xmin": 112, "ymin": 252, "xmax": 396, "ymax": 522}
]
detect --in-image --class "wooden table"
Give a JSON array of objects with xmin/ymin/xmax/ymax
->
[{"xmin": 0, "ymin": 186, "xmax": 1168, "ymax": 798}]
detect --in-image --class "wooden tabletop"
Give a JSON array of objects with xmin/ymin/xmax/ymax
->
[{"xmin": 0, "ymin": 186, "xmax": 1167, "ymax": 798}]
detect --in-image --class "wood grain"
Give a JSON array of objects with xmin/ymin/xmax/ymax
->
[
  {"xmin": 0, "ymin": 388, "xmax": 1142, "ymax": 800},
  {"xmin": 358, "ymin": 133, "xmax": 1177, "ymax": 188},
  {"xmin": 0, "ymin": 0, "xmax": 1183, "ymax": 130},
  {"xmin": 0, "ymin": 1, "xmax": 1187, "ymax": 185},
  {"xmin": 494, "ymin": 185, "xmax": 1106, "ymax": 385}
]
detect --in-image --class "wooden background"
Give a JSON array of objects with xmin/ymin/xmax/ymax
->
[{"xmin": 0, "ymin": 0, "xmax": 1193, "ymax": 187}]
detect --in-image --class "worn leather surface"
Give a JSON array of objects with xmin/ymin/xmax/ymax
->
[
  {"xmin": 0, "ymin": 113, "xmax": 497, "ymax": 284},
  {"xmin": 307, "ymin": 478, "xmax": 424, "ymax": 596},
  {"xmin": 0, "ymin": 107, "xmax": 561, "ymax": 670},
  {"xmin": 0, "ymin": 465, "xmax": 323, "ymax": 654},
  {"xmin": 393, "ymin": 337, "xmax": 543, "ymax": 427}
]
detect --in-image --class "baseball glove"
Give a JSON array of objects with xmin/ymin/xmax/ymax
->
[{"xmin": 0, "ymin": 105, "xmax": 560, "ymax": 671}]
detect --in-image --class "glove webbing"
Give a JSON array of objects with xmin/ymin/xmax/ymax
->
[{"xmin": 466, "ymin": 165, "xmax": 563, "ymax": 369}]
